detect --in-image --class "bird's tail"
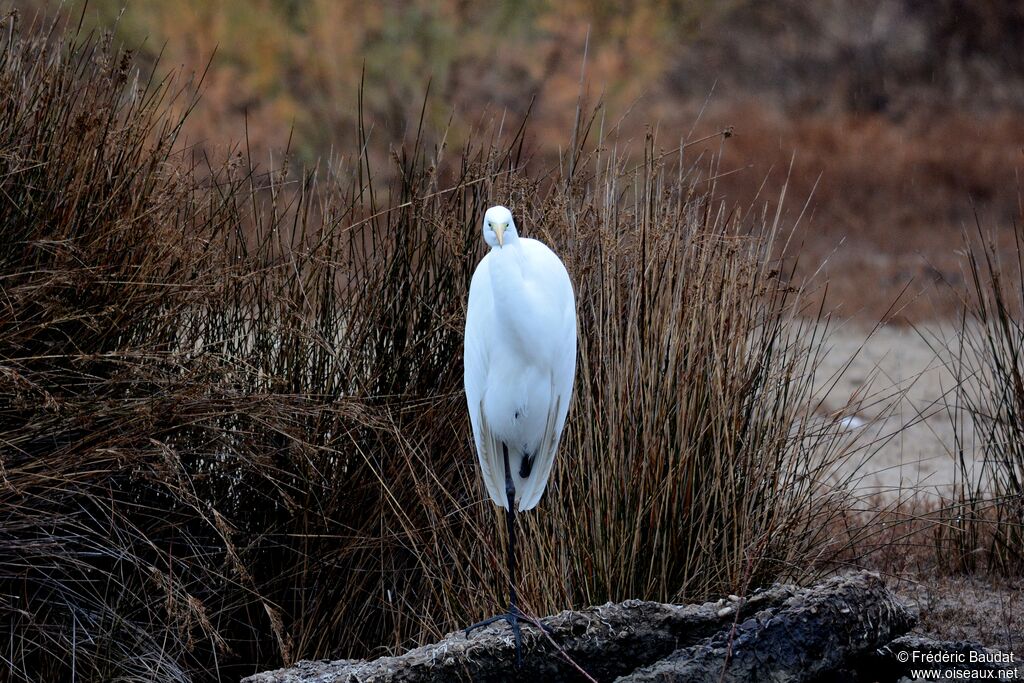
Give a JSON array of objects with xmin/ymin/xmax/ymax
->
[
  {"xmin": 514, "ymin": 396, "xmax": 562, "ymax": 512},
  {"xmin": 477, "ymin": 397, "xmax": 562, "ymax": 512}
]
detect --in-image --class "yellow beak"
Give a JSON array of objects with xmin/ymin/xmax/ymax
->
[{"xmin": 495, "ymin": 222, "xmax": 507, "ymax": 247}]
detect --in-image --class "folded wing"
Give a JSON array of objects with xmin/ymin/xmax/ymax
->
[{"xmin": 517, "ymin": 301, "xmax": 576, "ymax": 511}]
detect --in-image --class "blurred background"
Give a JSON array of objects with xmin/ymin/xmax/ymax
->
[{"xmin": 17, "ymin": 0, "xmax": 1024, "ymax": 321}]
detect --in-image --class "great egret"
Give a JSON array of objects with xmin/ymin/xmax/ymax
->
[{"xmin": 463, "ymin": 205, "xmax": 577, "ymax": 667}]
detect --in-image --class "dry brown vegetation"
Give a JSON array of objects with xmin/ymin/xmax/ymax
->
[
  {"xmin": 1, "ymin": 6, "xmax": 1023, "ymax": 683},
  {"xmin": 0, "ymin": 17, "xmax": 862, "ymax": 682},
  {"xmin": 683, "ymin": 108, "xmax": 1024, "ymax": 322},
  {"xmin": 12, "ymin": 0, "xmax": 1022, "ymax": 323},
  {"xmin": 946, "ymin": 226, "xmax": 1024, "ymax": 573}
]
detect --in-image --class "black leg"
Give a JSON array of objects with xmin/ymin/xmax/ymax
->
[
  {"xmin": 465, "ymin": 443, "xmax": 524, "ymax": 668},
  {"xmin": 503, "ymin": 444, "xmax": 523, "ymax": 667}
]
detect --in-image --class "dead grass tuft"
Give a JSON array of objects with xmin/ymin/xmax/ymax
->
[{"xmin": 0, "ymin": 13, "xmax": 871, "ymax": 681}]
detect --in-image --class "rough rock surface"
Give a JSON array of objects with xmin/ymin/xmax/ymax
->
[
  {"xmin": 619, "ymin": 572, "xmax": 913, "ymax": 682},
  {"xmin": 243, "ymin": 572, "xmax": 1013, "ymax": 683}
]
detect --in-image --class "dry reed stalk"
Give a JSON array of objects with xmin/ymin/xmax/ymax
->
[{"xmin": 1, "ymin": 13, "xmax": 862, "ymax": 682}]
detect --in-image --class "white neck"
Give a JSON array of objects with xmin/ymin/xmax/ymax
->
[{"xmin": 487, "ymin": 241, "xmax": 532, "ymax": 336}]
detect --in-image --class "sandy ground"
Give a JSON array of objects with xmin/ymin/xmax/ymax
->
[
  {"xmin": 815, "ymin": 320, "xmax": 981, "ymax": 495},
  {"xmin": 895, "ymin": 574, "xmax": 1024, "ymax": 654},
  {"xmin": 894, "ymin": 572, "xmax": 1024, "ymax": 673},
  {"xmin": 816, "ymin": 321, "xmax": 1024, "ymax": 655}
]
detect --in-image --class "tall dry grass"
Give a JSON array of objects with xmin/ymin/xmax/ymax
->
[
  {"xmin": 519, "ymin": 143, "xmax": 855, "ymax": 607},
  {"xmin": 853, "ymin": 220, "xmax": 1024, "ymax": 580},
  {"xmin": 1, "ymin": 14, "xmax": 857, "ymax": 681},
  {"xmin": 18, "ymin": 0, "xmax": 1024, "ymax": 326},
  {"xmin": 938, "ymin": 224, "xmax": 1024, "ymax": 574}
]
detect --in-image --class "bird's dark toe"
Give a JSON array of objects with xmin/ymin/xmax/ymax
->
[
  {"xmin": 465, "ymin": 613, "xmax": 507, "ymax": 637},
  {"xmin": 464, "ymin": 610, "xmax": 526, "ymax": 668}
]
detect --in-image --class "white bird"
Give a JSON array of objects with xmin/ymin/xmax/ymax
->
[{"xmin": 463, "ymin": 205, "xmax": 577, "ymax": 665}]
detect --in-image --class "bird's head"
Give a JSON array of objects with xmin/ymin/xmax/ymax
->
[{"xmin": 482, "ymin": 205, "xmax": 518, "ymax": 249}]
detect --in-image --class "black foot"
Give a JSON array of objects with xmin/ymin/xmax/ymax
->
[
  {"xmin": 534, "ymin": 617, "xmax": 555, "ymax": 636},
  {"xmin": 465, "ymin": 607, "xmax": 525, "ymax": 668}
]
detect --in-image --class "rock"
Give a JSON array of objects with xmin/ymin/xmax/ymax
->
[{"xmin": 243, "ymin": 572, "xmax": 922, "ymax": 683}]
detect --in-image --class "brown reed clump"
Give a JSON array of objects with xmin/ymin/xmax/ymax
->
[
  {"xmin": 937, "ymin": 223, "xmax": 1024, "ymax": 575},
  {"xmin": 0, "ymin": 13, "xmax": 856, "ymax": 682}
]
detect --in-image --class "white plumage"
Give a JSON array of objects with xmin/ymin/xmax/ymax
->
[{"xmin": 464, "ymin": 205, "xmax": 576, "ymax": 512}]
